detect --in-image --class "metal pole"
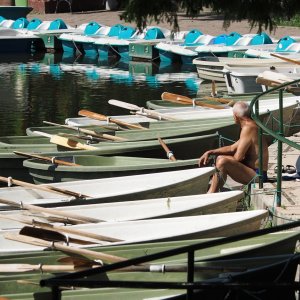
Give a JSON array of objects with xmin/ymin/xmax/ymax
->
[
  {"xmin": 255, "ymin": 101, "xmax": 263, "ymax": 188},
  {"xmin": 187, "ymin": 250, "xmax": 195, "ymax": 299},
  {"xmin": 276, "ymin": 89, "xmax": 284, "ymax": 207}
]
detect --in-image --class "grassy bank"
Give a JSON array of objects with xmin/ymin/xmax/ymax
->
[{"xmin": 276, "ymin": 16, "xmax": 300, "ymax": 27}]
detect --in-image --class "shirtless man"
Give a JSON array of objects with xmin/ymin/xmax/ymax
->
[{"xmin": 198, "ymin": 101, "xmax": 269, "ymax": 193}]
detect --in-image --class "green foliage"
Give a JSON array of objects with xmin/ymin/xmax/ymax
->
[
  {"xmin": 276, "ymin": 14, "xmax": 300, "ymax": 27},
  {"xmin": 120, "ymin": 0, "xmax": 300, "ymax": 32}
]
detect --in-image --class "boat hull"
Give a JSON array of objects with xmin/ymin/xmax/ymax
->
[
  {"xmin": 0, "ymin": 231, "xmax": 299, "ymax": 296},
  {"xmin": 0, "ymin": 133, "xmax": 220, "ymax": 184},
  {"xmin": 23, "ymin": 156, "xmax": 199, "ymax": 184},
  {"xmin": 0, "ymin": 168, "xmax": 215, "ymax": 207}
]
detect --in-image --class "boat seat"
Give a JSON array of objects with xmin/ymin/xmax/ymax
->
[
  {"xmin": 11, "ymin": 17, "xmax": 29, "ymax": 29},
  {"xmin": 225, "ymin": 31, "xmax": 242, "ymax": 46},
  {"xmin": 144, "ymin": 27, "xmax": 165, "ymax": 40},
  {"xmin": 107, "ymin": 23, "xmax": 124, "ymax": 37},
  {"xmin": 213, "ymin": 33, "xmax": 228, "ymax": 45},
  {"xmin": 183, "ymin": 29, "xmax": 203, "ymax": 45},
  {"xmin": 276, "ymin": 35, "xmax": 300, "ymax": 51},
  {"xmin": 48, "ymin": 18, "xmax": 68, "ymax": 30},
  {"xmin": 27, "ymin": 18, "xmax": 42, "ymax": 30},
  {"xmin": 55, "ymin": 0, "xmax": 72, "ymax": 13},
  {"xmin": 118, "ymin": 26, "xmax": 135, "ymax": 39},
  {"xmin": 250, "ymin": 32, "xmax": 273, "ymax": 45},
  {"xmin": 84, "ymin": 21, "xmax": 101, "ymax": 35}
]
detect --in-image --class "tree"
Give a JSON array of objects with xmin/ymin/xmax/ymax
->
[{"xmin": 120, "ymin": 0, "xmax": 300, "ymax": 32}]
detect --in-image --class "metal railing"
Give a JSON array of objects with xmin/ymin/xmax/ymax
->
[
  {"xmin": 41, "ymin": 220, "xmax": 300, "ymax": 299},
  {"xmin": 250, "ymin": 78, "xmax": 300, "ymax": 206}
]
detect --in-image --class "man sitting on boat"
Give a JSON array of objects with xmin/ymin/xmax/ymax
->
[{"xmin": 198, "ymin": 101, "xmax": 269, "ymax": 193}]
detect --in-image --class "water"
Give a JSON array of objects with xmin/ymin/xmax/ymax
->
[{"xmin": 0, "ymin": 52, "xmax": 201, "ymax": 136}]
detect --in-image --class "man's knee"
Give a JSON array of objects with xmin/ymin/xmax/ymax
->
[{"xmin": 215, "ymin": 155, "xmax": 231, "ymax": 170}]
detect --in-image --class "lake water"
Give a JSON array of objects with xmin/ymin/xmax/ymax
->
[{"xmin": 0, "ymin": 52, "xmax": 201, "ymax": 136}]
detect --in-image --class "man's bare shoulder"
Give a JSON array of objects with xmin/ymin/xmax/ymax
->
[{"xmin": 240, "ymin": 121, "xmax": 258, "ymax": 135}]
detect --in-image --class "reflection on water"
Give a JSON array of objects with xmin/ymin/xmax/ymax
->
[{"xmin": 0, "ymin": 52, "xmax": 201, "ymax": 136}]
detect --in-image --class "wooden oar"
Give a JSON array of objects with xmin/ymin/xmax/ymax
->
[
  {"xmin": 20, "ymin": 226, "xmax": 97, "ymax": 245},
  {"xmin": 26, "ymin": 220, "xmax": 123, "ymax": 243},
  {"xmin": 211, "ymin": 80, "xmax": 217, "ymax": 96},
  {"xmin": 0, "ymin": 176, "xmax": 89, "ymax": 199},
  {"xmin": 78, "ymin": 109, "xmax": 147, "ymax": 130},
  {"xmin": 161, "ymin": 92, "xmax": 228, "ymax": 109},
  {"xmin": 0, "ymin": 197, "xmax": 100, "ymax": 224},
  {"xmin": 161, "ymin": 91, "xmax": 234, "ymax": 106},
  {"xmin": 43, "ymin": 121, "xmax": 127, "ymax": 142},
  {"xmin": 5, "ymin": 233, "xmax": 126, "ymax": 263},
  {"xmin": 108, "ymin": 99, "xmax": 178, "ymax": 121},
  {"xmin": 33, "ymin": 131, "xmax": 97, "ymax": 150},
  {"xmin": 0, "ymin": 258, "xmax": 245, "ymax": 273},
  {"xmin": 158, "ymin": 137, "xmax": 176, "ymax": 161},
  {"xmin": 1, "ymin": 213, "xmax": 85, "ymax": 226},
  {"xmin": 270, "ymin": 53, "xmax": 300, "ymax": 66},
  {"xmin": 13, "ymin": 151, "xmax": 80, "ymax": 166},
  {"xmin": 202, "ymin": 96, "xmax": 235, "ymax": 107},
  {"xmin": 0, "ymin": 263, "xmax": 100, "ymax": 273}
]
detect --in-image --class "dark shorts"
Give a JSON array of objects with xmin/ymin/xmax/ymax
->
[{"xmin": 255, "ymin": 169, "xmax": 268, "ymax": 182}]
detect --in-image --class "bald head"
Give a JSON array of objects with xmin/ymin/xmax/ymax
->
[{"xmin": 233, "ymin": 101, "xmax": 251, "ymax": 118}]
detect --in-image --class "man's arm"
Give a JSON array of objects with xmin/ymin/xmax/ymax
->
[
  {"xmin": 198, "ymin": 141, "xmax": 239, "ymax": 166},
  {"xmin": 233, "ymin": 126, "xmax": 252, "ymax": 162}
]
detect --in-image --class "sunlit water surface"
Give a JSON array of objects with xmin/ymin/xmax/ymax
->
[{"xmin": 0, "ymin": 52, "xmax": 201, "ymax": 136}]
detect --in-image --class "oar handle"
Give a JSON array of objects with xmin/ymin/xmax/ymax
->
[
  {"xmin": 13, "ymin": 151, "xmax": 80, "ymax": 166},
  {"xmin": 5, "ymin": 233, "xmax": 126, "ymax": 263},
  {"xmin": 0, "ymin": 263, "xmax": 99, "ymax": 273},
  {"xmin": 0, "ymin": 196, "xmax": 100, "ymax": 224},
  {"xmin": 78, "ymin": 109, "xmax": 147, "ymax": 130},
  {"xmin": 158, "ymin": 137, "xmax": 176, "ymax": 161},
  {"xmin": 0, "ymin": 176, "xmax": 90, "ymax": 199}
]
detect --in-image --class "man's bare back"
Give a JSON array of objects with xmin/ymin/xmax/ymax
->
[{"xmin": 238, "ymin": 119, "xmax": 269, "ymax": 172}]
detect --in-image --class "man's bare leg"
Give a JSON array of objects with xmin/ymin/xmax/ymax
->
[{"xmin": 208, "ymin": 155, "xmax": 257, "ymax": 193}]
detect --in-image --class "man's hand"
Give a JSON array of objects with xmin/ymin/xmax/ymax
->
[{"xmin": 198, "ymin": 151, "xmax": 212, "ymax": 167}]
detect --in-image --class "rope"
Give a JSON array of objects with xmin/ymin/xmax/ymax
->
[
  {"xmin": 72, "ymin": 39, "xmax": 83, "ymax": 56},
  {"xmin": 268, "ymin": 206, "xmax": 299, "ymax": 223},
  {"xmin": 218, "ymin": 135, "xmax": 236, "ymax": 146}
]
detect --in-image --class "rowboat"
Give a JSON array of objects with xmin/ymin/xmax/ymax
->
[
  {"xmin": 0, "ymin": 190, "xmax": 244, "ymax": 229},
  {"xmin": 1, "ymin": 254, "xmax": 298, "ymax": 299},
  {"xmin": 0, "ymin": 134, "xmax": 220, "ymax": 183},
  {"xmin": 193, "ymin": 54, "xmax": 300, "ymax": 82},
  {"xmin": 0, "ymin": 210, "xmax": 268, "ymax": 253},
  {"xmin": 0, "ymin": 230, "xmax": 299, "ymax": 297},
  {"xmin": 0, "ymin": 167, "xmax": 215, "ymax": 208},
  {"xmin": 27, "ymin": 117, "xmax": 234, "ymax": 135},
  {"xmin": 22, "ymin": 155, "xmax": 201, "ymax": 184},
  {"xmin": 223, "ymin": 64, "xmax": 300, "ymax": 94},
  {"xmin": 65, "ymin": 96, "xmax": 299, "ymax": 127}
]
